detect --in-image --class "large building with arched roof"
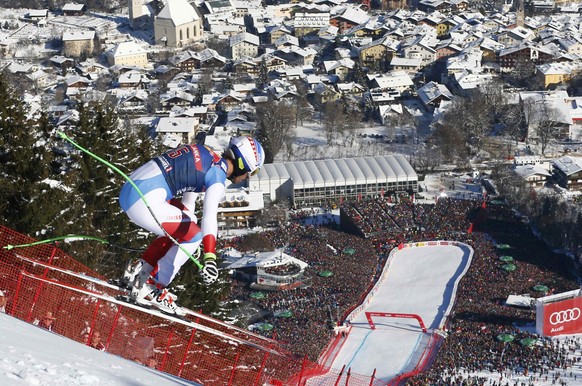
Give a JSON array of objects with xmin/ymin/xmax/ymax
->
[{"xmin": 249, "ymin": 154, "xmax": 418, "ymax": 208}]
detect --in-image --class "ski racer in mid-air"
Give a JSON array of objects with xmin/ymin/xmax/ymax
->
[{"xmin": 119, "ymin": 136, "xmax": 265, "ymax": 314}]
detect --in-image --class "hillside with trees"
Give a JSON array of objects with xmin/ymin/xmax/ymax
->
[{"xmin": 0, "ymin": 73, "xmax": 227, "ymax": 313}]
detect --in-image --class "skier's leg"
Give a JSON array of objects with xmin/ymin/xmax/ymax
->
[
  {"xmin": 153, "ymin": 237, "xmax": 203, "ymax": 287},
  {"xmin": 129, "ymin": 215, "xmax": 200, "ymax": 289},
  {"xmin": 142, "ymin": 236, "xmax": 174, "ymax": 266},
  {"xmin": 142, "ymin": 197, "xmax": 198, "ymax": 263},
  {"xmin": 123, "ymin": 186, "xmax": 200, "ymax": 244},
  {"xmin": 132, "ymin": 238, "xmax": 202, "ymax": 316},
  {"xmin": 133, "ymin": 213, "xmax": 200, "ymax": 290}
]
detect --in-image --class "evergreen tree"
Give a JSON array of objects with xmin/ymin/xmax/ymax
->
[
  {"xmin": 224, "ymin": 75, "xmax": 233, "ymax": 91},
  {"xmin": 194, "ymin": 86, "xmax": 205, "ymax": 106},
  {"xmin": 362, "ymin": 91, "xmax": 377, "ymax": 122},
  {"xmin": 52, "ymin": 101, "xmax": 161, "ymax": 276},
  {"xmin": 170, "ymin": 258, "xmax": 230, "ymax": 314},
  {"xmin": 0, "ymin": 73, "xmax": 58, "ymax": 234},
  {"xmin": 349, "ymin": 62, "xmax": 367, "ymax": 87},
  {"xmin": 255, "ymin": 58, "xmax": 269, "ymax": 90}
]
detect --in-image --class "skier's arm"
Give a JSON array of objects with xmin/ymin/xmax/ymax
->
[
  {"xmin": 200, "ymin": 167, "xmax": 226, "ymax": 258},
  {"xmin": 198, "ymin": 171, "xmax": 224, "ymax": 285},
  {"xmin": 181, "ymin": 192, "xmax": 198, "ymax": 213}
]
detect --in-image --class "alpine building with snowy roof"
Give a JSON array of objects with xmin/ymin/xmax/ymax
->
[
  {"xmin": 107, "ymin": 41, "xmax": 148, "ymax": 68},
  {"xmin": 552, "ymin": 156, "xmax": 582, "ymax": 191},
  {"xmin": 293, "ymin": 8, "xmax": 331, "ymax": 38},
  {"xmin": 62, "ymin": 3, "xmax": 86, "ymax": 16},
  {"xmin": 229, "ymin": 32, "xmax": 260, "ymax": 60},
  {"xmin": 514, "ymin": 164, "xmax": 552, "ymax": 189},
  {"xmin": 62, "ymin": 30, "xmax": 96, "ymax": 58},
  {"xmin": 154, "ymin": 0, "xmax": 204, "ymax": 47}
]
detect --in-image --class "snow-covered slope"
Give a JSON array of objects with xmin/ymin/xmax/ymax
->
[{"xmin": 0, "ymin": 313, "xmax": 199, "ymax": 386}]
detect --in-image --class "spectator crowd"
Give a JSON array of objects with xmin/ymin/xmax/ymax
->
[
  {"xmin": 228, "ymin": 222, "xmax": 378, "ymax": 361},
  {"xmin": 225, "ymin": 196, "xmax": 582, "ymax": 384}
]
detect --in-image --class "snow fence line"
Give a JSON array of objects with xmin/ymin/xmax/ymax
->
[{"xmin": 0, "ymin": 224, "xmax": 393, "ymax": 386}]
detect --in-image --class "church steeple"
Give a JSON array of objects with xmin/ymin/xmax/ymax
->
[
  {"xmin": 516, "ymin": 0, "xmax": 525, "ymax": 27},
  {"xmin": 129, "ymin": 0, "xmax": 143, "ymax": 29}
]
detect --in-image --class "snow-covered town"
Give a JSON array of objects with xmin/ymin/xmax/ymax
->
[
  {"xmin": 0, "ymin": 1, "xmax": 579, "ymax": 137},
  {"xmin": 2, "ymin": 0, "xmax": 582, "ymax": 195}
]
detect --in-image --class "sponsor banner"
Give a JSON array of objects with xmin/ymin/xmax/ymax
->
[{"xmin": 542, "ymin": 296, "xmax": 582, "ymax": 336}]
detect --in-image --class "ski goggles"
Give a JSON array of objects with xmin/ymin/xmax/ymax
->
[{"xmin": 233, "ymin": 158, "xmax": 260, "ymax": 178}]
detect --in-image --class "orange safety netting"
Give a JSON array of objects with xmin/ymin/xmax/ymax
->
[{"xmin": 0, "ymin": 224, "xmax": 396, "ymax": 386}]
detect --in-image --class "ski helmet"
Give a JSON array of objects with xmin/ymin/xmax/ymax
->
[{"xmin": 225, "ymin": 136, "xmax": 265, "ymax": 177}]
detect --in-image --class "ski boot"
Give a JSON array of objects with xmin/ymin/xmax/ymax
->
[
  {"xmin": 118, "ymin": 259, "xmax": 139, "ymax": 288},
  {"xmin": 132, "ymin": 279, "xmax": 184, "ymax": 316},
  {"xmin": 118, "ymin": 259, "xmax": 153, "ymax": 290}
]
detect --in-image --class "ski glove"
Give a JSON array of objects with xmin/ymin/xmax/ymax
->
[{"xmin": 200, "ymin": 260, "xmax": 218, "ymax": 285}]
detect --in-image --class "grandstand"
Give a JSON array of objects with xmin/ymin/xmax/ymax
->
[{"xmin": 251, "ymin": 154, "xmax": 418, "ymax": 207}]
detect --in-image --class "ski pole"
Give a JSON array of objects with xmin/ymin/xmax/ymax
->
[
  {"xmin": 3, "ymin": 235, "xmax": 109, "ymax": 250},
  {"xmin": 3, "ymin": 235, "xmax": 143, "ymax": 253},
  {"xmin": 56, "ymin": 130, "xmax": 203, "ymax": 270}
]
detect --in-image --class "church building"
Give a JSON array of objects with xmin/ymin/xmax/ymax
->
[{"xmin": 153, "ymin": 0, "xmax": 204, "ymax": 47}]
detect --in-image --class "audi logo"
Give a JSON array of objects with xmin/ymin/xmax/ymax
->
[{"xmin": 549, "ymin": 308, "xmax": 581, "ymax": 325}]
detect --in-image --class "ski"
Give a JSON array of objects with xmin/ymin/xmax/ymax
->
[
  {"xmin": 13, "ymin": 253, "xmax": 281, "ymax": 347},
  {"xmin": 14, "ymin": 253, "xmax": 130, "ymax": 294},
  {"xmin": 20, "ymin": 270, "xmax": 287, "ymax": 356}
]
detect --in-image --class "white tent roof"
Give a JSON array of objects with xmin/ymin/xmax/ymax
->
[
  {"xmin": 224, "ymin": 249, "xmax": 308, "ymax": 270},
  {"xmin": 355, "ymin": 158, "xmax": 377, "ymax": 184},
  {"xmin": 373, "ymin": 157, "xmax": 401, "ymax": 182},
  {"xmin": 256, "ymin": 155, "xmax": 417, "ymax": 189},
  {"xmin": 285, "ymin": 163, "xmax": 303, "ymax": 187},
  {"xmin": 363, "ymin": 157, "xmax": 385, "ymax": 183},
  {"xmin": 345, "ymin": 158, "xmax": 367, "ymax": 184},
  {"xmin": 314, "ymin": 159, "xmax": 334, "ymax": 185},
  {"xmin": 295, "ymin": 162, "xmax": 314, "ymax": 189},
  {"xmin": 324, "ymin": 159, "xmax": 346, "ymax": 184},
  {"xmin": 305, "ymin": 161, "xmax": 326, "ymax": 188},
  {"xmin": 335, "ymin": 159, "xmax": 356, "ymax": 185},
  {"xmin": 273, "ymin": 163, "xmax": 291, "ymax": 180}
]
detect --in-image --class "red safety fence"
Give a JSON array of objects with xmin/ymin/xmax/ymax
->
[{"xmin": 0, "ymin": 225, "xmax": 386, "ymax": 385}]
